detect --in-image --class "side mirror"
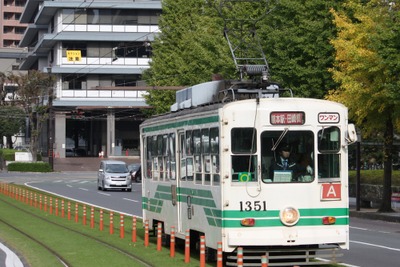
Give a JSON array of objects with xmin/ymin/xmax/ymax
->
[
  {"xmin": 346, "ymin": 124, "xmax": 358, "ymax": 144},
  {"xmin": 99, "ymin": 169, "xmax": 104, "ymax": 172}
]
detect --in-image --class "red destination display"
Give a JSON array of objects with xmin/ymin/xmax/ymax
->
[{"xmin": 270, "ymin": 112, "xmax": 305, "ymax": 125}]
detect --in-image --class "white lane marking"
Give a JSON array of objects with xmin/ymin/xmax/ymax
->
[
  {"xmin": 123, "ymin": 198, "xmax": 139, "ymax": 203},
  {"xmin": 350, "ymin": 226, "xmax": 368, "ymax": 231},
  {"xmin": 0, "ymin": 242, "xmax": 24, "ymax": 267},
  {"xmin": 67, "ymin": 184, "xmax": 73, "ymax": 188},
  {"xmin": 25, "ymin": 182, "xmax": 140, "ymax": 217},
  {"xmin": 79, "ymin": 188, "xmax": 89, "ymax": 191},
  {"xmin": 351, "ymin": 240, "xmax": 400, "ymax": 252},
  {"xmin": 98, "ymin": 192, "xmax": 111, "ymax": 196},
  {"xmin": 316, "ymin": 258, "xmax": 360, "ymax": 267}
]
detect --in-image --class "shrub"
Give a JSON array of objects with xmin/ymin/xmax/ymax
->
[
  {"xmin": 7, "ymin": 162, "xmax": 52, "ymax": 172},
  {"xmin": 349, "ymin": 170, "xmax": 400, "ymax": 186}
]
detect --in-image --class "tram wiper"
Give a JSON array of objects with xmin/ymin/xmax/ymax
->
[{"xmin": 271, "ymin": 128, "xmax": 289, "ymax": 152}]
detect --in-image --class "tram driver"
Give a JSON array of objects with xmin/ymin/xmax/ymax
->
[{"xmin": 269, "ymin": 143, "xmax": 313, "ymax": 182}]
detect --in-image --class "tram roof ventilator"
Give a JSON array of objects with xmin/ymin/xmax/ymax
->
[{"xmin": 170, "ymin": 79, "xmax": 282, "ymax": 112}]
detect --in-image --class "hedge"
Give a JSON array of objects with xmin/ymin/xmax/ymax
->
[{"xmin": 7, "ymin": 162, "xmax": 52, "ymax": 172}]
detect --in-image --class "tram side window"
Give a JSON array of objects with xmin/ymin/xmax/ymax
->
[
  {"xmin": 318, "ymin": 127, "xmax": 340, "ymax": 180},
  {"xmin": 193, "ymin": 129, "xmax": 202, "ymax": 184},
  {"xmin": 169, "ymin": 133, "xmax": 176, "ymax": 180},
  {"xmin": 145, "ymin": 136, "xmax": 153, "ymax": 179},
  {"xmin": 231, "ymin": 128, "xmax": 257, "ymax": 182},
  {"xmin": 210, "ymin": 127, "xmax": 220, "ymax": 185},
  {"xmin": 151, "ymin": 136, "xmax": 159, "ymax": 180},
  {"xmin": 261, "ymin": 131, "xmax": 314, "ymax": 183},
  {"xmin": 183, "ymin": 130, "xmax": 193, "ymax": 181}
]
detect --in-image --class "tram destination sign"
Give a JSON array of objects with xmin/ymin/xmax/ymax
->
[{"xmin": 270, "ymin": 112, "xmax": 305, "ymax": 125}]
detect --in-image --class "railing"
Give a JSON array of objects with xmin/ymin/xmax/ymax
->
[{"xmin": 60, "ymin": 89, "xmax": 146, "ymax": 99}]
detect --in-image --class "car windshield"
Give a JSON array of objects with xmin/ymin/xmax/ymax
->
[{"xmin": 106, "ymin": 164, "xmax": 128, "ymax": 173}]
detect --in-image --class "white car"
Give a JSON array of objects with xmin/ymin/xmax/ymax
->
[{"xmin": 97, "ymin": 160, "xmax": 132, "ymax": 192}]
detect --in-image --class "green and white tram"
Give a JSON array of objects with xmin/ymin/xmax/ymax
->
[{"xmin": 140, "ymin": 80, "xmax": 357, "ymax": 266}]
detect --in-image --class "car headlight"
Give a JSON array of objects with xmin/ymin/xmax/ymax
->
[{"xmin": 280, "ymin": 207, "xmax": 300, "ymax": 226}]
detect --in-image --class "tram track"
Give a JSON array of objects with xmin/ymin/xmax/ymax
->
[{"xmin": 0, "ymin": 195, "xmax": 153, "ymax": 267}]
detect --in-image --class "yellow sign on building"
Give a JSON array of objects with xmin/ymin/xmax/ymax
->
[{"xmin": 66, "ymin": 50, "xmax": 82, "ymax": 62}]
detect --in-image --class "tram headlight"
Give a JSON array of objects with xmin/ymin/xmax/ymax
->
[{"xmin": 280, "ymin": 207, "xmax": 300, "ymax": 226}]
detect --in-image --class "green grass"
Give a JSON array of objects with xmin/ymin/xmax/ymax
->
[
  {"xmin": 349, "ymin": 170, "xmax": 400, "ymax": 186},
  {"xmin": 0, "ymin": 184, "xmax": 346, "ymax": 267},
  {"xmin": 0, "ymin": 184, "xmax": 209, "ymax": 267}
]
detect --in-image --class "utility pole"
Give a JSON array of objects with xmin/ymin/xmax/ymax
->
[{"xmin": 47, "ymin": 67, "xmax": 54, "ymax": 171}]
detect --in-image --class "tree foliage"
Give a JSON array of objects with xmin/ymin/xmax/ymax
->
[
  {"xmin": 7, "ymin": 71, "xmax": 55, "ymax": 161},
  {"xmin": 329, "ymin": 0, "xmax": 400, "ymax": 212},
  {"xmin": 0, "ymin": 106, "xmax": 25, "ymax": 148},
  {"xmin": 144, "ymin": 0, "xmax": 345, "ymax": 114},
  {"xmin": 142, "ymin": 0, "xmax": 236, "ymax": 115},
  {"xmin": 260, "ymin": 0, "xmax": 344, "ymax": 98}
]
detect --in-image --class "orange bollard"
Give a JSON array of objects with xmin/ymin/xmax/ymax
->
[
  {"xmin": 170, "ymin": 226, "xmax": 175, "ymax": 258},
  {"xmin": 90, "ymin": 206, "xmax": 95, "ymax": 228},
  {"xmin": 109, "ymin": 212, "xmax": 114, "ymax": 235},
  {"xmin": 119, "ymin": 214, "xmax": 124, "ymax": 239},
  {"xmin": 132, "ymin": 216, "xmax": 137, "ymax": 242},
  {"xmin": 44, "ymin": 196, "xmax": 47, "ymax": 212},
  {"xmin": 25, "ymin": 190, "xmax": 29, "ymax": 204},
  {"xmin": 261, "ymin": 255, "xmax": 268, "ymax": 267},
  {"xmin": 68, "ymin": 202, "xmax": 71, "ymax": 220},
  {"xmin": 30, "ymin": 192, "xmax": 33, "ymax": 206},
  {"xmin": 55, "ymin": 199, "xmax": 59, "ymax": 216},
  {"xmin": 39, "ymin": 195, "xmax": 42, "ymax": 210},
  {"xmin": 157, "ymin": 222, "xmax": 162, "ymax": 251},
  {"xmin": 34, "ymin": 193, "xmax": 37, "ymax": 208},
  {"xmin": 200, "ymin": 235, "xmax": 206, "ymax": 267},
  {"xmin": 217, "ymin": 242, "xmax": 223, "ymax": 267},
  {"xmin": 237, "ymin": 247, "xmax": 243, "ymax": 267},
  {"xmin": 75, "ymin": 203, "xmax": 79, "ymax": 223},
  {"xmin": 61, "ymin": 199, "xmax": 65, "ymax": 218},
  {"xmin": 83, "ymin": 205, "xmax": 87, "ymax": 226},
  {"xmin": 144, "ymin": 220, "xmax": 149, "ymax": 247},
  {"xmin": 184, "ymin": 229, "xmax": 190, "ymax": 263},
  {"xmin": 49, "ymin": 197, "xmax": 53, "ymax": 214},
  {"xmin": 99, "ymin": 209, "xmax": 104, "ymax": 231}
]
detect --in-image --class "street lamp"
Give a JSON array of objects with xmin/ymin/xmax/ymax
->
[{"xmin": 47, "ymin": 67, "xmax": 54, "ymax": 171}]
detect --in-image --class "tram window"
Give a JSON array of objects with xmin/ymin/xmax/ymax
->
[
  {"xmin": 157, "ymin": 135, "xmax": 163, "ymax": 155},
  {"xmin": 318, "ymin": 127, "xmax": 340, "ymax": 180},
  {"xmin": 195, "ymin": 155, "xmax": 202, "ymax": 184},
  {"xmin": 145, "ymin": 136, "xmax": 153, "ymax": 179},
  {"xmin": 231, "ymin": 155, "xmax": 257, "ymax": 182},
  {"xmin": 318, "ymin": 154, "xmax": 340, "ymax": 179},
  {"xmin": 169, "ymin": 133, "xmax": 176, "ymax": 180},
  {"xmin": 212, "ymin": 154, "xmax": 220, "ymax": 185},
  {"xmin": 231, "ymin": 128, "xmax": 257, "ymax": 154},
  {"xmin": 318, "ymin": 127, "xmax": 340, "ymax": 152},
  {"xmin": 261, "ymin": 131, "xmax": 314, "ymax": 183},
  {"xmin": 202, "ymin": 128, "xmax": 210, "ymax": 153},
  {"xmin": 210, "ymin": 128, "xmax": 219, "ymax": 154},
  {"xmin": 193, "ymin": 129, "xmax": 201, "ymax": 154},
  {"xmin": 185, "ymin": 130, "xmax": 192, "ymax": 156},
  {"xmin": 186, "ymin": 157, "xmax": 194, "ymax": 181}
]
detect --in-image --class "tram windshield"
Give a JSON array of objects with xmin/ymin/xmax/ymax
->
[{"xmin": 261, "ymin": 130, "xmax": 314, "ymax": 183}]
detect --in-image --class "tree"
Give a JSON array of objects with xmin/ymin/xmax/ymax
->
[
  {"xmin": 0, "ymin": 106, "xmax": 25, "ymax": 148},
  {"xmin": 8, "ymin": 70, "xmax": 55, "ymax": 162},
  {"xmin": 329, "ymin": 0, "xmax": 400, "ymax": 212},
  {"xmin": 142, "ymin": 0, "xmax": 236, "ymax": 115},
  {"xmin": 259, "ymin": 0, "xmax": 345, "ymax": 98}
]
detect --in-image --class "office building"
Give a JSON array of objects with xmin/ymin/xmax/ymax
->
[{"xmin": 19, "ymin": 0, "xmax": 162, "ymax": 158}]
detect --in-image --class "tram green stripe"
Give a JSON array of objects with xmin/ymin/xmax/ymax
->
[{"xmin": 143, "ymin": 116, "xmax": 219, "ymax": 133}]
